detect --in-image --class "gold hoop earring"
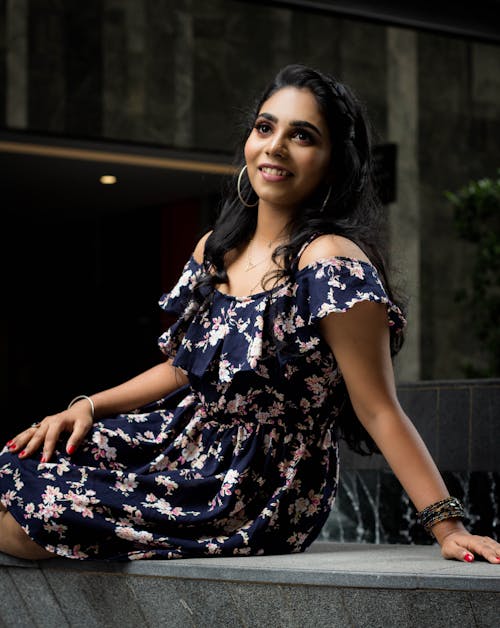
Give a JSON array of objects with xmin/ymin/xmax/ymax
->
[
  {"xmin": 320, "ymin": 185, "xmax": 332, "ymax": 212},
  {"xmin": 237, "ymin": 165, "xmax": 258, "ymax": 208}
]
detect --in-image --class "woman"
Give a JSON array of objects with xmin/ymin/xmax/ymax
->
[{"xmin": 1, "ymin": 64, "xmax": 499, "ymax": 563}]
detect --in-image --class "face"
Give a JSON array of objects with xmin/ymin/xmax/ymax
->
[{"xmin": 244, "ymin": 86, "xmax": 332, "ymax": 211}]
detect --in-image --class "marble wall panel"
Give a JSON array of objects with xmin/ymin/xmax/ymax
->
[
  {"xmin": 326, "ymin": 469, "xmax": 500, "ymax": 544},
  {"xmin": 27, "ymin": 0, "xmax": 66, "ymax": 132},
  {"xmin": 418, "ymin": 32, "xmax": 500, "ymax": 379},
  {"xmin": 337, "ymin": 18, "xmax": 387, "ymax": 137},
  {"xmin": 438, "ymin": 386, "xmax": 470, "ymax": 470},
  {"xmin": 5, "ymin": 0, "xmax": 28, "ymax": 128},
  {"xmin": 472, "ymin": 42, "xmax": 500, "ymax": 118},
  {"xmin": 64, "ymin": 2, "xmax": 102, "ymax": 137},
  {"xmin": 143, "ymin": 0, "xmax": 177, "ymax": 145},
  {"xmin": 470, "ymin": 385, "xmax": 500, "ymax": 472},
  {"xmin": 0, "ymin": 0, "xmax": 6, "ymax": 125}
]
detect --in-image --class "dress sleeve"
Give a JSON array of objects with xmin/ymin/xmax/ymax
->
[
  {"xmin": 296, "ymin": 257, "xmax": 406, "ymax": 333},
  {"xmin": 157, "ymin": 256, "xmax": 203, "ymax": 358}
]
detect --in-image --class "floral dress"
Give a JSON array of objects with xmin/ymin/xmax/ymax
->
[{"xmin": 0, "ymin": 247, "xmax": 405, "ymax": 561}]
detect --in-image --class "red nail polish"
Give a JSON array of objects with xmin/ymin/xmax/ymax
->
[
  {"xmin": 40, "ymin": 456, "xmax": 46, "ymax": 463},
  {"xmin": 8, "ymin": 443, "xmax": 16, "ymax": 450},
  {"xmin": 67, "ymin": 445, "xmax": 76, "ymax": 455},
  {"xmin": 464, "ymin": 553, "xmax": 474, "ymax": 563},
  {"xmin": 19, "ymin": 450, "xmax": 26, "ymax": 458},
  {"xmin": 6, "ymin": 440, "xmax": 13, "ymax": 446}
]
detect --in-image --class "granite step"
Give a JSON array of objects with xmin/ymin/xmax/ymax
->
[{"xmin": 1, "ymin": 541, "xmax": 499, "ymax": 627}]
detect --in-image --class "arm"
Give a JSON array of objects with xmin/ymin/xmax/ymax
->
[
  {"xmin": 8, "ymin": 359, "xmax": 189, "ymax": 462},
  {"xmin": 320, "ymin": 301, "xmax": 500, "ymax": 564},
  {"xmin": 7, "ymin": 232, "xmax": 216, "ymax": 461}
]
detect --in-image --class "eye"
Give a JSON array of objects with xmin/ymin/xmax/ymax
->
[
  {"xmin": 292, "ymin": 129, "xmax": 313, "ymax": 144},
  {"xmin": 255, "ymin": 122, "xmax": 272, "ymax": 135}
]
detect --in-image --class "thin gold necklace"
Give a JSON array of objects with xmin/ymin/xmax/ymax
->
[{"xmin": 245, "ymin": 237, "xmax": 282, "ymax": 272}]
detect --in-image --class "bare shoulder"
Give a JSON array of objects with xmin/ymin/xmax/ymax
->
[
  {"xmin": 298, "ymin": 234, "xmax": 371, "ymax": 270},
  {"xmin": 192, "ymin": 231, "xmax": 213, "ymax": 264}
]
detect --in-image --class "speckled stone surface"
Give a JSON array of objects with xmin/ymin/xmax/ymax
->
[{"xmin": 1, "ymin": 542, "xmax": 499, "ymax": 627}]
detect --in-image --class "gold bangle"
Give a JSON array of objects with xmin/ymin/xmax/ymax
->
[{"xmin": 67, "ymin": 395, "xmax": 95, "ymax": 420}]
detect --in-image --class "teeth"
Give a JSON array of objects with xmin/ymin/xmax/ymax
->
[{"xmin": 261, "ymin": 167, "xmax": 290, "ymax": 176}]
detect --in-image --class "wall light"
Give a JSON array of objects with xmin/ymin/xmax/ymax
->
[{"xmin": 100, "ymin": 175, "xmax": 117, "ymax": 185}]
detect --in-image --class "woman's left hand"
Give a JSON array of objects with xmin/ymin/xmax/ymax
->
[{"xmin": 438, "ymin": 527, "xmax": 500, "ymax": 564}]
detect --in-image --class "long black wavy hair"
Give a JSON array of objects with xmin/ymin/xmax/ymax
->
[{"xmin": 195, "ymin": 63, "xmax": 406, "ymax": 455}]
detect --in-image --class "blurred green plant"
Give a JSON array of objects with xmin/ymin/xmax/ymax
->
[{"xmin": 445, "ymin": 171, "xmax": 500, "ymax": 377}]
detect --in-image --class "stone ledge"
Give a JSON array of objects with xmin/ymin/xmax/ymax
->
[
  {"xmin": 1, "ymin": 542, "xmax": 499, "ymax": 628},
  {"xmin": 2, "ymin": 542, "xmax": 499, "ymax": 591}
]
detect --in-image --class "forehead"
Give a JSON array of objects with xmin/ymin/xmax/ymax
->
[{"xmin": 258, "ymin": 86, "xmax": 326, "ymax": 128}]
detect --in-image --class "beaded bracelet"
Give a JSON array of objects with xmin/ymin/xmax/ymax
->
[
  {"xmin": 416, "ymin": 497, "xmax": 465, "ymax": 532},
  {"xmin": 67, "ymin": 395, "xmax": 95, "ymax": 420}
]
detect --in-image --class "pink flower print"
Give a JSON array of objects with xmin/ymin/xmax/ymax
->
[
  {"xmin": 347, "ymin": 261, "xmax": 365, "ymax": 278},
  {"xmin": 289, "ymin": 496, "xmax": 309, "ymax": 522},
  {"xmin": 91, "ymin": 433, "xmax": 117, "ymax": 461},
  {"xmin": 219, "ymin": 358, "xmax": 232, "ymax": 382},
  {"xmin": 247, "ymin": 333, "xmax": 263, "ymax": 369},
  {"xmin": 66, "ymin": 490, "xmax": 98, "ymax": 518},
  {"xmin": 43, "ymin": 521, "xmax": 68, "ymax": 538},
  {"xmin": 144, "ymin": 496, "xmax": 187, "ymax": 520},
  {"xmin": 182, "ymin": 439, "xmax": 202, "ymax": 462},
  {"xmin": 306, "ymin": 490, "xmax": 322, "ymax": 516},
  {"xmin": 54, "ymin": 459, "xmax": 71, "ymax": 476},
  {"xmin": 37, "ymin": 501, "xmax": 65, "ymax": 521},
  {"xmin": 114, "ymin": 473, "xmax": 138, "ymax": 494},
  {"xmin": 296, "ymin": 336, "xmax": 320, "ymax": 353},
  {"xmin": 236, "ymin": 318, "xmax": 250, "ymax": 333},
  {"xmin": 222, "ymin": 468, "xmax": 239, "ymax": 488},
  {"xmin": 269, "ymin": 401, "xmax": 284, "ymax": 418},
  {"xmin": 0, "ymin": 465, "xmax": 14, "ymax": 479},
  {"xmin": 206, "ymin": 542, "xmax": 222, "ymax": 555},
  {"xmin": 227, "ymin": 394, "xmax": 247, "ymax": 415},
  {"xmin": 25, "ymin": 502, "xmax": 36, "ymax": 516},
  {"xmin": 42, "ymin": 485, "xmax": 64, "ymax": 504},
  {"xmin": 116, "ymin": 527, "xmax": 154, "ymax": 544},
  {"xmin": 121, "ymin": 504, "xmax": 144, "ymax": 525},
  {"xmin": 191, "ymin": 453, "xmax": 207, "ymax": 470},
  {"xmin": 155, "ymin": 475, "xmax": 179, "ymax": 495},
  {"xmin": 1, "ymin": 490, "xmax": 16, "ymax": 506},
  {"xmin": 254, "ymin": 314, "xmax": 265, "ymax": 331},
  {"xmin": 208, "ymin": 317, "xmax": 230, "ymax": 346},
  {"xmin": 272, "ymin": 317, "xmax": 285, "ymax": 342}
]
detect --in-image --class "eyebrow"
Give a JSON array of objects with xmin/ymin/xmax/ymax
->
[{"xmin": 257, "ymin": 112, "xmax": 323, "ymax": 137}]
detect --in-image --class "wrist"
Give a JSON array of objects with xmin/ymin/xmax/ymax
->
[
  {"xmin": 429, "ymin": 518, "xmax": 467, "ymax": 545},
  {"xmin": 67, "ymin": 395, "xmax": 95, "ymax": 421}
]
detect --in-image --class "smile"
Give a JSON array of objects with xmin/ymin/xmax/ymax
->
[{"xmin": 259, "ymin": 166, "xmax": 292, "ymax": 177}]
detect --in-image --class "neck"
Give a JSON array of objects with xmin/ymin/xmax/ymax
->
[{"xmin": 252, "ymin": 200, "xmax": 293, "ymax": 245}]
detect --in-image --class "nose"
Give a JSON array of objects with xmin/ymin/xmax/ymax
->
[{"xmin": 265, "ymin": 133, "xmax": 287, "ymax": 158}]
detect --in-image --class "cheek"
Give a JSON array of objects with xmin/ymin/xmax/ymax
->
[
  {"xmin": 244, "ymin": 135, "xmax": 258, "ymax": 164},
  {"xmin": 301, "ymin": 151, "xmax": 331, "ymax": 183}
]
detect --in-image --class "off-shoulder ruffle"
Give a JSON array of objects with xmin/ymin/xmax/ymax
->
[
  {"xmin": 296, "ymin": 256, "xmax": 407, "ymax": 330},
  {"xmin": 157, "ymin": 255, "xmax": 406, "ymax": 381}
]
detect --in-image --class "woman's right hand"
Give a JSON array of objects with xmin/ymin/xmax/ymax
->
[{"xmin": 5, "ymin": 400, "xmax": 94, "ymax": 462}]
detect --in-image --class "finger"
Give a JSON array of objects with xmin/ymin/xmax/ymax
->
[
  {"xmin": 41, "ymin": 423, "xmax": 65, "ymax": 463},
  {"xmin": 441, "ymin": 538, "xmax": 474, "ymax": 563},
  {"xmin": 15, "ymin": 426, "xmax": 47, "ymax": 459},
  {"xmin": 444, "ymin": 535, "xmax": 500, "ymax": 564},
  {"xmin": 5, "ymin": 425, "xmax": 40, "ymax": 453},
  {"xmin": 465, "ymin": 536, "xmax": 500, "ymax": 564},
  {"xmin": 66, "ymin": 420, "xmax": 93, "ymax": 456}
]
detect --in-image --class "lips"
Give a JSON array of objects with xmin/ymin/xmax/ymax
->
[{"xmin": 258, "ymin": 164, "xmax": 293, "ymax": 177}]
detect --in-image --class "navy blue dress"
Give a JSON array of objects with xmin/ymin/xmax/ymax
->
[{"xmin": 0, "ymin": 252, "xmax": 405, "ymax": 560}]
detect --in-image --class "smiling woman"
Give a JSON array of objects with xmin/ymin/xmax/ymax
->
[{"xmin": 1, "ymin": 64, "xmax": 499, "ymax": 566}]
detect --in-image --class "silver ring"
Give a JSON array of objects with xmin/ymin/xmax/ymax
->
[{"xmin": 31, "ymin": 422, "xmax": 41, "ymax": 429}]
